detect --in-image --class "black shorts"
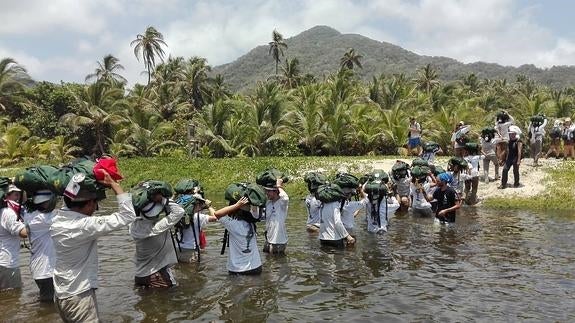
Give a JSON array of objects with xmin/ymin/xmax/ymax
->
[
  {"xmin": 229, "ymin": 266, "xmax": 262, "ymax": 276},
  {"xmin": 320, "ymin": 239, "xmax": 345, "ymax": 249}
]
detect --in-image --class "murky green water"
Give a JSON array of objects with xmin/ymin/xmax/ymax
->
[{"xmin": 1, "ymin": 201, "xmax": 574, "ymax": 322}]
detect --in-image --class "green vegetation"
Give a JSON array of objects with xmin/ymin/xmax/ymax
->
[{"xmin": 484, "ymin": 163, "xmax": 575, "ymax": 210}]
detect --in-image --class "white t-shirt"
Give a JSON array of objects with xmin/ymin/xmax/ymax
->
[
  {"xmin": 465, "ymin": 155, "xmax": 483, "ymax": 178},
  {"xmin": 51, "ymin": 193, "xmax": 136, "ymax": 299},
  {"xmin": 365, "ymin": 196, "xmax": 400, "ymax": 233},
  {"xmin": 318, "ymin": 201, "xmax": 350, "ymax": 241},
  {"xmin": 409, "ymin": 122, "xmax": 421, "ymax": 139},
  {"xmin": 495, "ymin": 116, "xmax": 515, "ymax": 141},
  {"xmin": 0, "ymin": 207, "xmax": 26, "ymax": 269},
  {"xmin": 24, "ymin": 210, "xmax": 55, "ymax": 279},
  {"xmin": 410, "ymin": 182, "xmax": 432, "ymax": 210},
  {"xmin": 179, "ymin": 212, "xmax": 210, "ymax": 250},
  {"xmin": 448, "ymin": 171, "xmax": 465, "ymax": 195},
  {"xmin": 340, "ymin": 197, "xmax": 368, "ymax": 230},
  {"xmin": 219, "ymin": 216, "xmax": 262, "ymax": 273},
  {"xmin": 264, "ymin": 189, "xmax": 289, "ymax": 244},
  {"xmin": 481, "ymin": 138, "xmax": 497, "ymax": 156},
  {"xmin": 129, "ymin": 202, "xmax": 185, "ymax": 278},
  {"xmin": 529, "ymin": 119, "xmax": 548, "ymax": 143},
  {"xmin": 305, "ymin": 195, "xmax": 322, "ymax": 227}
]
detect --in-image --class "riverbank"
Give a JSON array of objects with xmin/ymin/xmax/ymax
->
[{"xmin": 1, "ymin": 156, "xmax": 573, "ymax": 210}]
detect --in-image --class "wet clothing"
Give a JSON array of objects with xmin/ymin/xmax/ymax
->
[
  {"xmin": 219, "ymin": 216, "xmax": 262, "ymax": 274},
  {"xmin": 319, "ymin": 201, "xmax": 350, "ymax": 242},
  {"xmin": 264, "ymin": 188, "xmax": 289, "ymax": 245},
  {"xmin": 51, "ymin": 193, "xmax": 136, "ymax": 321},
  {"xmin": 24, "ymin": 210, "xmax": 55, "ymax": 281},
  {"xmin": 130, "ymin": 201, "xmax": 185, "ymax": 286},
  {"xmin": 134, "ymin": 265, "xmax": 176, "ymax": 288},
  {"xmin": 179, "ymin": 212, "xmax": 209, "ymax": 250},
  {"xmin": 305, "ymin": 195, "xmax": 322, "ymax": 231},
  {"xmin": 432, "ymin": 187, "xmax": 459, "ymax": 223},
  {"xmin": 0, "ymin": 206, "xmax": 26, "ymax": 290},
  {"xmin": 340, "ymin": 197, "xmax": 369, "ymax": 232},
  {"xmin": 366, "ymin": 196, "xmax": 400, "ymax": 233}
]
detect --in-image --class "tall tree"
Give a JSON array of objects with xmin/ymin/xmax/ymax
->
[
  {"xmin": 85, "ymin": 54, "xmax": 127, "ymax": 86},
  {"xmin": 268, "ymin": 30, "xmax": 288, "ymax": 75},
  {"xmin": 339, "ymin": 48, "xmax": 363, "ymax": 70},
  {"xmin": 0, "ymin": 58, "xmax": 32, "ymax": 112},
  {"xmin": 414, "ymin": 64, "xmax": 440, "ymax": 95},
  {"xmin": 131, "ymin": 26, "xmax": 168, "ymax": 85}
]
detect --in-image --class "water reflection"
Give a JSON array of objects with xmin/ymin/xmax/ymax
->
[{"xmin": 2, "ymin": 201, "xmax": 575, "ymax": 322}]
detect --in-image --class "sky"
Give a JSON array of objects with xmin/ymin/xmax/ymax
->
[{"xmin": 1, "ymin": 0, "xmax": 574, "ymax": 86}]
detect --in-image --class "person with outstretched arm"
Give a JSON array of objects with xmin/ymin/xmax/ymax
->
[
  {"xmin": 50, "ymin": 171, "xmax": 135, "ymax": 322},
  {"xmin": 423, "ymin": 172, "xmax": 461, "ymax": 225}
]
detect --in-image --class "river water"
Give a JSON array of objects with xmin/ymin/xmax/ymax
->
[{"xmin": 1, "ymin": 200, "xmax": 574, "ymax": 322}]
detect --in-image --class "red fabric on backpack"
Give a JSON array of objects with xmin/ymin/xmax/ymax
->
[
  {"xmin": 93, "ymin": 157, "xmax": 123, "ymax": 181},
  {"xmin": 199, "ymin": 230, "xmax": 207, "ymax": 249}
]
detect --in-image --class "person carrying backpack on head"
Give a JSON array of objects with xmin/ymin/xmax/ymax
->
[
  {"xmin": 304, "ymin": 172, "xmax": 326, "ymax": 233},
  {"xmin": 50, "ymin": 170, "xmax": 132, "ymax": 322},
  {"xmin": 464, "ymin": 143, "xmax": 482, "ymax": 205},
  {"xmin": 562, "ymin": 117, "xmax": 575, "ymax": 160},
  {"xmin": 0, "ymin": 183, "xmax": 28, "ymax": 291},
  {"xmin": 495, "ymin": 110, "xmax": 515, "ymax": 166},
  {"xmin": 481, "ymin": 127, "xmax": 499, "ymax": 183},
  {"xmin": 316, "ymin": 184, "xmax": 355, "ymax": 249},
  {"xmin": 528, "ymin": 115, "xmax": 548, "ymax": 166},
  {"xmin": 545, "ymin": 119, "xmax": 564, "ymax": 159},
  {"xmin": 262, "ymin": 178, "xmax": 289, "ymax": 255}
]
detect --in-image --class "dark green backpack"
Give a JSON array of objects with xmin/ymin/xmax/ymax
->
[
  {"xmin": 391, "ymin": 160, "xmax": 410, "ymax": 180},
  {"xmin": 174, "ymin": 179, "xmax": 201, "ymax": 195},
  {"xmin": 131, "ymin": 180, "xmax": 173, "ymax": 217},
  {"xmin": 411, "ymin": 158, "xmax": 429, "ymax": 168},
  {"xmin": 255, "ymin": 168, "xmax": 289, "ymax": 188},
  {"xmin": 481, "ymin": 127, "xmax": 497, "ymax": 140},
  {"xmin": 14, "ymin": 165, "xmax": 58, "ymax": 194},
  {"xmin": 333, "ymin": 173, "xmax": 359, "ymax": 189},
  {"xmin": 315, "ymin": 183, "xmax": 345, "ymax": 203},
  {"xmin": 432, "ymin": 166, "xmax": 446, "ymax": 176},
  {"xmin": 48, "ymin": 159, "xmax": 107, "ymax": 200},
  {"xmin": 448, "ymin": 157, "xmax": 468, "ymax": 170},
  {"xmin": 364, "ymin": 181, "xmax": 389, "ymax": 200},
  {"xmin": 411, "ymin": 165, "xmax": 430, "ymax": 181},
  {"xmin": 423, "ymin": 142, "xmax": 440, "ymax": 153},
  {"xmin": 530, "ymin": 115, "xmax": 545, "ymax": 126},
  {"xmin": 304, "ymin": 172, "xmax": 327, "ymax": 193},
  {"xmin": 224, "ymin": 182, "xmax": 267, "ymax": 207},
  {"xmin": 370, "ymin": 169, "xmax": 389, "ymax": 184}
]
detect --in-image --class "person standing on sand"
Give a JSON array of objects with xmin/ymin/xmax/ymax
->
[
  {"xmin": 408, "ymin": 117, "xmax": 422, "ymax": 156},
  {"xmin": 562, "ymin": 118, "xmax": 575, "ymax": 160},
  {"xmin": 545, "ymin": 120, "xmax": 563, "ymax": 159},
  {"xmin": 499, "ymin": 126, "xmax": 523, "ymax": 189}
]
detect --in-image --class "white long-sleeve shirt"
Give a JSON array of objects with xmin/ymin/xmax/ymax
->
[
  {"xmin": 50, "ymin": 193, "xmax": 136, "ymax": 299},
  {"xmin": 264, "ymin": 188, "xmax": 289, "ymax": 244},
  {"xmin": 495, "ymin": 115, "xmax": 515, "ymax": 141},
  {"xmin": 366, "ymin": 196, "xmax": 400, "ymax": 233},
  {"xmin": 24, "ymin": 210, "xmax": 55, "ymax": 279},
  {"xmin": 528, "ymin": 119, "xmax": 548, "ymax": 143},
  {"xmin": 129, "ymin": 202, "xmax": 185, "ymax": 278},
  {"xmin": 0, "ymin": 207, "xmax": 26, "ymax": 269},
  {"xmin": 318, "ymin": 201, "xmax": 350, "ymax": 241},
  {"xmin": 340, "ymin": 197, "xmax": 369, "ymax": 230},
  {"xmin": 305, "ymin": 195, "xmax": 322, "ymax": 227}
]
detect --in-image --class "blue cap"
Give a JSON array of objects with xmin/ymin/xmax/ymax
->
[{"xmin": 438, "ymin": 172, "xmax": 453, "ymax": 184}]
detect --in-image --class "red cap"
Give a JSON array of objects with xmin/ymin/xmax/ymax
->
[{"xmin": 93, "ymin": 157, "xmax": 123, "ymax": 181}]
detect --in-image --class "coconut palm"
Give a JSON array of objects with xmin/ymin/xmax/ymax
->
[
  {"xmin": 131, "ymin": 26, "xmax": 168, "ymax": 85},
  {"xmin": 0, "ymin": 123, "xmax": 38, "ymax": 165},
  {"xmin": 268, "ymin": 30, "xmax": 288, "ymax": 75},
  {"xmin": 0, "ymin": 58, "xmax": 32, "ymax": 112},
  {"xmin": 279, "ymin": 57, "xmax": 301, "ymax": 89},
  {"xmin": 340, "ymin": 48, "xmax": 363, "ymax": 71},
  {"xmin": 60, "ymin": 83, "xmax": 127, "ymax": 155},
  {"xmin": 180, "ymin": 56, "xmax": 212, "ymax": 110},
  {"xmin": 48, "ymin": 135, "xmax": 82, "ymax": 163},
  {"xmin": 414, "ymin": 64, "xmax": 440, "ymax": 95},
  {"xmin": 85, "ymin": 54, "xmax": 127, "ymax": 86}
]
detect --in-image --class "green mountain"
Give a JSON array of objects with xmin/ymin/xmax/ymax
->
[{"xmin": 213, "ymin": 25, "xmax": 575, "ymax": 92}]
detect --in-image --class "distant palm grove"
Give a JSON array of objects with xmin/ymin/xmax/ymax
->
[{"xmin": 1, "ymin": 27, "xmax": 574, "ymax": 166}]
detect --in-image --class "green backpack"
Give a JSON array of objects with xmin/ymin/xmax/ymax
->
[
  {"xmin": 364, "ymin": 181, "xmax": 389, "ymax": 200},
  {"xmin": 14, "ymin": 165, "xmax": 58, "ymax": 194},
  {"xmin": 411, "ymin": 158, "xmax": 429, "ymax": 168},
  {"xmin": 48, "ymin": 158, "xmax": 106, "ymax": 200},
  {"xmin": 304, "ymin": 172, "xmax": 327, "ymax": 193},
  {"xmin": 224, "ymin": 182, "xmax": 267, "ymax": 207},
  {"xmin": 530, "ymin": 115, "xmax": 545, "ymax": 126},
  {"xmin": 448, "ymin": 157, "xmax": 468, "ymax": 170},
  {"xmin": 423, "ymin": 141, "xmax": 440, "ymax": 153},
  {"xmin": 333, "ymin": 173, "xmax": 359, "ymax": 189},
  {"xmin": 433, "ymin": 166, "xmax": 446, "ymax": 176},
  {"xmin": 391, "ymin": 160, "xmax": 410, "ymax": 180},
  {"xmin": 255, "ymin": 168, "xmax": 289, "ymax": 188},
  {"xmin": 174, "ymin": 179, "xmax": 201, "ymax": 195},
  {"xmin": 411, "ymin": 165, "xmax": 430, "ymax": 181},
  {"xmin": 465, "ymin": 142, "xmax": 480, "ymax": 154},
  {"xmin": 315, "ymin": 183, "xmax": 345, "ymax": 203},
  {"xmin": 131, "ymin": 180, "xmax": 173, "ymax": 217}
]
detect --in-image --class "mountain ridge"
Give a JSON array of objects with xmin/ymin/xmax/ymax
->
[{"xmin": 213, "ymin": 25, "xmax": 575, "ymax": 92}]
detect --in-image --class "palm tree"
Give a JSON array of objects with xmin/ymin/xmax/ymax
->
[
  {"xmin": 268, "ymin": 30, "xmax": 288, "ymax": 75},
  {"xmin": 279, "ymin": 57, "xmax": 301, "ymax": 89},
  {"xmin": 0, "ymin": 58, "xmax": 32, "ymax": 112},
  {"xmin": 85, "ymin": 54, "xmax": 127, "ymax": 86},
  {"xmin": 60, "ymin": 83, "xmax": 126, "ymax": 155},
  {"xmin": 414, "ymin": 64, "xmax": 440, "ymax": 95},
  {"xmin": 131, "ymin": 26, "xmax": 168, "ymax": 85},
  {"xmin": 340, "ymin": 48, "xmax": 363, "ymax": 70},
  {"xmin": 180, "ymin": 57, "xmax": 212, "ymax": 110}
]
